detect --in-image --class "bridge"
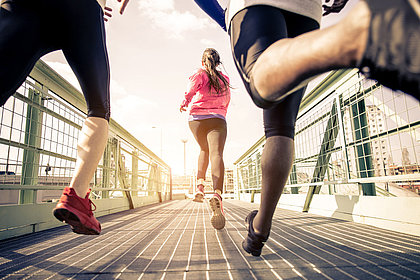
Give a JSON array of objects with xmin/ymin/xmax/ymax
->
[{"xmin": 1, "ymin": 61, "xmax": 419, "ymax": 279}]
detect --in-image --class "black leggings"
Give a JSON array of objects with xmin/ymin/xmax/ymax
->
[
  {"xmin": 229, "ymin": 5, "xmax": 319, "ymax": 139},
  {"xmin": 0, "ymin": 0, "xmax": 110, "ymax": 120},
  {"xmin": 189, "ymin": 118, "xmax": 227, "ymax": 192}
]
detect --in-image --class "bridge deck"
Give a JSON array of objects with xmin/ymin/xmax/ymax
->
[{"xmin": 0, "ymin": 199, "xmax": 419, "ymax": 279}]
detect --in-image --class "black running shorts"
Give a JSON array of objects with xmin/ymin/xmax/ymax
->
[
  {"xmin": 229, "ymin": 5, "xmax": 319, "ymax": 139},
  {"xmin": 0, "ymin": 0, "xmax": 110, "ymax": 120}
]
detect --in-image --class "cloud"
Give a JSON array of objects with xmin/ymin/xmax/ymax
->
[
  {"xmin": 43, "ymin": 60, "xmax": 156, "ymax": 118},
  {"xmin": 109, "ymin": 79, "xmax": 129, "ymax": 100},
  {"xmin": 111, "ymin": 91, "xmax": 158, "ymax": 127},
  {"xmin": 138, "ymin": 0, "xmax": 212, "ymax": 38},
  {"xmin": 200, "ymin": 38, "xmax": 216, "ymax": 46},
  {"xmin": 44, "ymin": 61, "xmax": 81, "ymax": 92}
]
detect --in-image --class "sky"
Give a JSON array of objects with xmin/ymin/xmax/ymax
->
[{"xmin": 43, "ymin": 0, "xmax": 359, "ymax": 176}]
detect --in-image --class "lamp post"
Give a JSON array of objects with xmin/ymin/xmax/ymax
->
[
  {"xmin": 152, "ymin": 126, "xmax": 163, "ymax": 158},
  {"xmin": 181, "ymin": 138, "xmax": 188, "ymax": 176}
]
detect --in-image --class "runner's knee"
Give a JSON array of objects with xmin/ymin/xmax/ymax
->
[{"xmin": 87, "ymin": 105, "xmax": 110, "ymax": 121}]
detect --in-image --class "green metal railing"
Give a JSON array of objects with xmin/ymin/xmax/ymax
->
[
  {"xmin": 234, "ymin": 69, "xmax": 420, "ymax": 211},
  {"xmin": 0, "ymin": 60, "xmax": 172, "ymax": 240}
]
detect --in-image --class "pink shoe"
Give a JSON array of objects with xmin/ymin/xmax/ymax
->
[
  {"xmin": 209, "ymin": 193, "xmax": 225, "ymax": 230},
  {"xmin": 53, "ymin": 187, "xmax": 101, "ymax": 235},
  {"xmin": 193, "ymin": 184, "xmax": 205, "ymax": 203}
]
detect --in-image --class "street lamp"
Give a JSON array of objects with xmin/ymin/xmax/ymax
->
[
  {"xmin": 152, "ymin": 126, "xmax": 163, "ymax": 158},
  {"xmin": 181, "ymin": 138, "xmax": 188, "ymax": 176}
]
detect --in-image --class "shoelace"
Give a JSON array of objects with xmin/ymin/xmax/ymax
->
[
  {"xmin": 83, "ymin": 189, "xmax": 96, "ymax": 215},
  {"xmin": 87, "ymin": 199, "xmax": 97, "ymax": 216},
  {"xmin": 89, "ymin": 198, "xmax": 96, "ymax": 215}
]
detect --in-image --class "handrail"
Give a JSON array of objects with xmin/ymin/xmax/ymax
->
[
  {"xmin": 0, "ymin": 60, "xmax": 173, "ymax": 240},
  {"xmin": 234, "ymin": 69, "xmax": 420, "ymax": 209}
]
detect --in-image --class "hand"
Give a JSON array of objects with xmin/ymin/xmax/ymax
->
[
  {"xmin": 103, "ymin": 6, "xmax": 112, "ymax": 22},
  {"xmin": 180, "ymin": 106, "xmax": 187, "ymax": 113},
  {"xmin": 322, "ymin": 0, "xmax": 349, "ymax": 16},
  {"xmin": 118, "ymin": 0, "xmax": 130, "ymax": 15}
]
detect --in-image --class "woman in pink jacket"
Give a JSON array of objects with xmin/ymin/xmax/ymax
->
[{"xmin": 180, "ymin": 48, "xmax": 230, "ymax": 230}]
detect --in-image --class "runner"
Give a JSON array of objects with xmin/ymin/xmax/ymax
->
[
  {"xmin": 0, "ymin": 0, "xmax": 128, "ymax": 235},
  {"xmin": 180, "ymin": 48, "xmax": 231, "ymax": 230},
  {"xmin": 193, "ymin": 0, "xmax": 419, "ymax": 256}
]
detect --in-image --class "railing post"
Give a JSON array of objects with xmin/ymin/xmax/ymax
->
[
  {"xmin": 303, "ymin": 102, "xmax": 339, "ymax": 212},
  {"xmin": 169, "ymin": 168, "xmax": 173, "ymax": 200},
  {"xmin": 290, "ymin": 164, "xmax": 299, "ymax": 194},
  {"xmin": 351, "ymin": 98, "xmax": 376, "ymax": 196},
  {"xmin": 157, "ymin": 165, "xmax": 162, "ymax": 202},
  {"xmin": 20, "ymin": 88, "xmax": 43, "ymax": 204},
  {"xmin": 102, "ymin": 140, "xmax": 112, "ymax": 199},
  {"xmin": 256, "ymin": 151, "xmax": 261, "ymax": 193},
  {"xmin": 233, "ymin": 165, "xmax": 243, "ymax": 200},
  {"xmin": 247, "ymin": 158, "xmax": 253, "ymax": 193},
  {"xmin": 147, "ymin": 162, "xmax": 157, "ymax": 196},
  {"xmin": 111, "ymin": 138, "xmax": 119, "ymax": 194},
  {"xmin": 132, "ymin": 150, "xmax": 138, "ymax": 197},
  {"xmin": 116, "ymin": 143, "xmax": 134, "ymax": 209},
  {"xmin": 335, "ymin": 95, "xmax": 351, "ymax": 182}
]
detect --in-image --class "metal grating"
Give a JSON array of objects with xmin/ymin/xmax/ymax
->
[{"xmin": 0, "ymin": 199, "xmax": 419, "ymax": 279}]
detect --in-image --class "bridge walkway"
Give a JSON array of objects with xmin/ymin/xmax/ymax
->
[{"xmin": 0, "ymin": 199, "xmax": 419, "ymax": 279}]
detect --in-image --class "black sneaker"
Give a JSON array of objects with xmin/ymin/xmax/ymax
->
[
  {"xmin": 360, "ymin": 0, "xmax": 420, "ymax": 100},
  {"xmin": 242, "ymin": 210, "xmax": 269, "ymax": 256}
]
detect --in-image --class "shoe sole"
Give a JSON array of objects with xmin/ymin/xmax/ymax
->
[
  {"xmin": 53, "ymin": 208, "xmax": 100, "ymax": 235},
  {"xmin": 209, "ymin": 197, "xmax": 225, "ymax": 230},
  {"xmin": 242, "ymin": 240, "xmax": 262, "ymax": 256},
  {"xmin": 193, "ymin": 193, "xmax": 204, "ymax": 203},
  {"xmin": 361, "ymin": 0, "xmax": 420, "ymax": 97}
]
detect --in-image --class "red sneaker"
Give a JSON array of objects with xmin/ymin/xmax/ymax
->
[
  {"xmin": 53, "ymin": 187, "xmax": 101, "ymax": 235},
  {"xmin": 209, "ymin": 193, "xmax": 225, "ymax": 230}
]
